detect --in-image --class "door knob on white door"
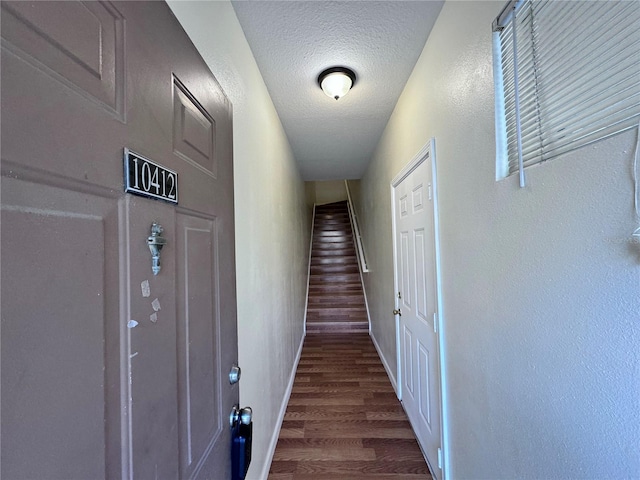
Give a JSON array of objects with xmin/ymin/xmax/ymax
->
[{"xmin": 393, "ymin": 308, "xmax": 402, "ymax": 316}]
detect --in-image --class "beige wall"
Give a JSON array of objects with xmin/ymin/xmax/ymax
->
[
  {"xmin": 304, "ymin": 181, "xmax": 316, "ymax": 209},
  {"xmin": 346, "ymin": 179, "xmax": 362, "ymax": 217},
  {"xmin": 307, "ymin": 179, "xmax": 348, "ymax": 205},
  {"xmin": 360, "ymin": 1, "xmax": 639, "ymax": 478},
  {"xmin": 167, "ymin": 3, "xmax": 311, "ymax": 479}
]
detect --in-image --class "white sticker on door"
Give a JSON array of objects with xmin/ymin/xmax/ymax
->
[
  {"xmin": 141, "ymin": 280, "xmax": 151, "ymax": 297},
  {"xmin": 151, "ymin": 298, "xmax": 161, "ymax": 312}
]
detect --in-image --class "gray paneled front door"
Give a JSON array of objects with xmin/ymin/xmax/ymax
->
[{"xmin": 1, "ymin": 2, "xmax": 237, "ymax": 478}]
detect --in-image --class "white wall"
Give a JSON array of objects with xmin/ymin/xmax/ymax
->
[
  {"xmin": 359, "ymin": 1, "xmax": 640, "ymax": 478},
  {"xmin": 167, "ymin": 3, "xmax": 311, "ymax": 478}
]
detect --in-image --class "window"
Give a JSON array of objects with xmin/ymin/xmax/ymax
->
[{"xmin": 493, "ymin": 0, "xmax": 640, "ymax": 185}]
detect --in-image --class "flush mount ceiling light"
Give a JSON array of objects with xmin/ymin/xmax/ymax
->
[{"xmin": 317, "ymin": 67, "xmax": 356, "ymax": 101}]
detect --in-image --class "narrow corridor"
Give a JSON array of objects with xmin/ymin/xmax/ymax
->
[{"xmin": 268, "ymin": 333, "xmax": 431, "ymax": 479}]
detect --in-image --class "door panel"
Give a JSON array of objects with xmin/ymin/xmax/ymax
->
[
  {"xmin": 1, "ymin": 177, "xmax": 118, "ymax": 479},
  {"xmin": 394, "ymin": 156, "xmax": 442, "ymax": 479},
  {"xmin": 1, "ymin": 2, "xmax": 237, "ymax": 478},
  {"xmin": 176, "ymin": 213, "xmax": 223, "ymax": 478},
  {"xmin": 415, "ymin": 228, "xmax": 428, "ymax": 322},
  {"xmin": 1, "ymin": 0, "xmax": 125, "ymax": 118},
  {"xmin": 126, "ymin": 199, "xmax": 179, "ymax": 479},
  {"xmin": 173, "ymin": 76, "xmax": 218, "ymax": 177},
  {"xmin": 403, "ymin": 326, "xmax": 414, "ymax": 396},
  {"xmin": 418, "ymin": 342, "xmax": 432, "ymax": 429},
  {"xmin": 400, "ymin": 230, "xmax": 412, "ymax": 309}
]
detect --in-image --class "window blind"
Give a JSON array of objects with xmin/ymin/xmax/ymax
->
[{"xmin": 493, "ymin": 0, "xmax": 640, "ymax": 183}]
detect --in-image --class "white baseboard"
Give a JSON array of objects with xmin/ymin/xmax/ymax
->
[
  {"xmin": 369, "ymin": 331, "xmax": 398, "ymax": 396},
  {"xmin": 256, "ymin": 331, "xmax": 305, "ymax": 480}
]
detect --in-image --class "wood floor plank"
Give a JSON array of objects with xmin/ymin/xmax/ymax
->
[
  {"xmin": 294, "ymin": 460, "xmax": 430, "ymax": 475},
  {"xmin": 287, "ymin": 396, "xmax": 366, "ymax": 406},
  {"xmin": 275, "ymin": 438, "xmax": 365, "ymax": 448},
  {"xmin": 292, "ymin": 385, "xmax": 394, "ymax": 394},
  {"xmin": 303, "ymin": 425, "xmax": 416, "ymax": 440},
  {"xmin": 268, "ymin": 333, "xmax": 431, "ymax": 479},
  {"xmin": 365, "ymin": 410, "xmax": 410, "ymax": 420},
  {"xmin": 267, "ymin": 474, "xmax": 293, "ymax": 480},
  {"xmin": 285, "ymin": 410, "xmax": 364, "ymax": 421},
  {"xmin": 289, "ymin": 474, "xmax": 431, "ymax": 480},
  {"xmin": 273, "ymin": 447, "xmax": 377, "ymax": 462}
]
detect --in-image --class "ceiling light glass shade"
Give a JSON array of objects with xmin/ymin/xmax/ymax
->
[
  {"xmin": 321, "ymin": 72, "xmax": 352, "ymax": 100},
  {"xmin": 318, "ymin": 67, "xmax": 356, "ymax": 100}
]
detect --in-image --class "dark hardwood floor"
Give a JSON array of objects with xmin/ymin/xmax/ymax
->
[
  {"xmin": 307, "ymin": 202, "xmax": 368, "ymax": 334},
  {"xmin": 268, "ymin": 333, "xmax": 431, "ymax": 480}
]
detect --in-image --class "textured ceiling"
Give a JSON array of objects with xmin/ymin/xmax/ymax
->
[{"xmin": 232, "ymin": 1, "xmax": 444, "ymax": 180}]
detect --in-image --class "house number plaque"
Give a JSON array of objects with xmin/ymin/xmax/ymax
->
[{"xmin": 124, "ymin": 148, "xmax": 178, "ymax": 204}]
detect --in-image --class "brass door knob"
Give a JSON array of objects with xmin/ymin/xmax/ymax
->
[{"xmin": 393, "ymin": 308, "xmax": 402, "ymax": 316}]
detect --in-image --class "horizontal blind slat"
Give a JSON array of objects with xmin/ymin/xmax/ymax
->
[{"xmin": 496, "ymin": 0, "xmax": 640, "ymax": 175}]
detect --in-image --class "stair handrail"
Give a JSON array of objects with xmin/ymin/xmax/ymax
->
[{"xmin": 344, "ymin": 180, "xmax": 369, "ymax": 273}]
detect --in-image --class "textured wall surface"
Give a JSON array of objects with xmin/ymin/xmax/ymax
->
[
  {"xmin": 359, "ymin": 1, "xmax": 640, "ymax": 478},
  {"xmin": 167, "ymin": 3, "xmax": 311, "ymax": 478}
]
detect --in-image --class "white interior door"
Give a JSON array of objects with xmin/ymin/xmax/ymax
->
[{"xmin": 393, "ymin": 143, "xmax": 443, "ymax": 479}]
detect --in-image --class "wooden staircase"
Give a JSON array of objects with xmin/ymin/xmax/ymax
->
[{"xmin": 306, "ymin": 201, "xmax": 368, "ymax": 334}]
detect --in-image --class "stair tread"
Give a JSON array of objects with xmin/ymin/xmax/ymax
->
[
  {"xmin": 308, "ymin": 281, "xmax": 361, "ymax": 287},
  {"xmin": 311, "ymin": 261, "xmax": 358, "ymax": 266},
  {"xmin": 308, "ymin": 287, "xmax": 363, "ymax": 290},
  {"xmin": 305, "ymin": 326, "xmax": 368, "ymax": 334},
  {"xmin": 312, "ymin": 248, "xmax": 356, "ymax": 254},
  {"xmin": 307, "ymin": 305, "xmax": 367, "ymax": 311},
  {"xmin": 310, "ymin": 268, "xmax": 359, "ymax": 273},
  {"xmin": 309, "ymin": 273, "xmax": 360, "ymax": 278},
  {"xmin": 308, "ymin": 292, "xmax": 364, "ymax": 295},
  {"xmin": 309, "ymin": 279, "xmax": 361, "ymax": 285},
  {"xmin": 312, "ymin": 242, "xmax": 355, "ymax": 247},
  {"xmin": 306, "ymin": 316, "xmax": 368, "ymax": 322},
  {"xmin": 308, "ymin": 301, "xmax": 365, "ymax": 305}
]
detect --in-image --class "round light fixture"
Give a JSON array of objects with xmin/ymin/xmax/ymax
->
[{"xmin": 317, "ymin": 67, "xmax": 356, "ymax": 101}]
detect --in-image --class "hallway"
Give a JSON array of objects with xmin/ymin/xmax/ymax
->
[
  {"xmin": 1, "ymin": 1, "xmax": 637, "ymax": 478},
  {"xmin": 268, "ymin": 333, "xmax": 431, "ymax": 479}
]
